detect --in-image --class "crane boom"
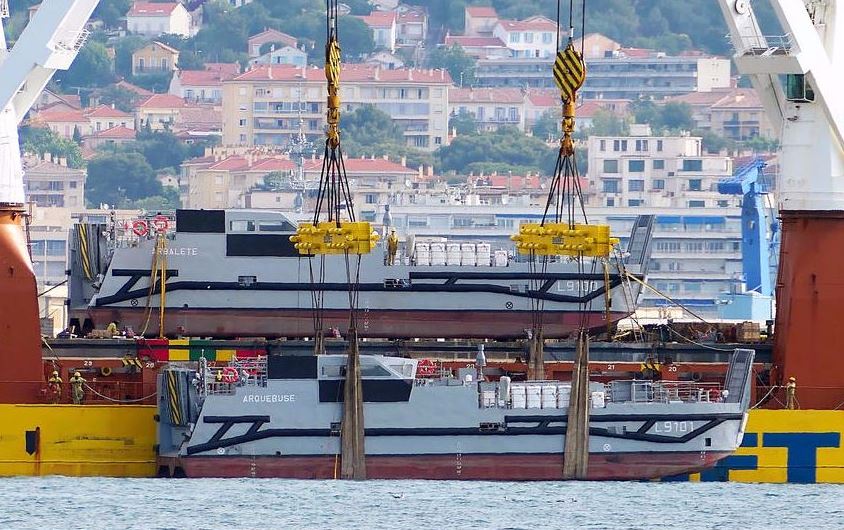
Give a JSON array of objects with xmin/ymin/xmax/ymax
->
[{"xmin": 0, "ymin": 0, "xmax": 99, "ymax": 204}]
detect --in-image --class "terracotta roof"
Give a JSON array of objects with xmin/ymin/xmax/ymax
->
[
  {"xmin": 397, "ymin": 10, "xmax": 425, "ymax": 23},
  {"xmin": 85, "ymin": 105, "xmax": 133, "ymax": 118},
  {"xmin": 617, "ymin": 47, "xmax": 654, "ymax": 58},
  {"xmin": 231, "ymin": 64, "xmax": 451, "ymax": 84},
  {"xmin": 127, "ymin": 2, "xmax": 179, "ymax": 17},
  {"xmin": 526, "ymin": 89, "xmax": 560, "ymax": 107},
  {"xmin": 88, "ymin": 125, "xmax": 137, "ymax": 139},
  {"xmin": 669, "ymin": 88, "xmax": 761, "ymax": 109},
  {"xmin": 33, "ymin": 109, "xmax": 87, "ymax": 123},
  {"xmin": 207, "ymin": 156, "xmax": 250, "ymax": 171},
  {"xmin": 177, "ymin": 70, "xmax": 229, "ymax": 87},
  {"xmin": 496, "ymin": 16, "xmax": 557, "ymax": 32},
  {"xmin": 138, "ymin": 94, "xmax": 191, "ymax": 109},
  {"xmin": 204, "ymin": 63, "xmax": 241, "ymax": 76},
  {"xmin": 178, "ymin": 107, "xmax": 222, "ymax": 127},
  {"xmin": 444, "ymin": 36, "xmax": 506, "ymax": 48},
  {"xmin": 305, "ymin": 157, "xmax": 415, "ymax": 174},
  {"xmin": 114, "ymin": 80, "xmax": 154, "ymax": 96},
  {"xmin": 250, "ymin": 158, "xmax": 296, "ymax": 172},
  {"xmin": 450, "ymin": 87, "xmax": 525, "ymax": 104},
  {"xmin": 357, "ymin": 11, "xmax": 397, "ymax": 27},
  {"xmin": 248, "ymin": 29, "xmax": 297, "ymax": 48},
  {"xmin": 465, "ymin": 6, "xmax": 498, "ymax": 17},
  {"xmin": 711, "ymin": 90, "xmax": 763, "ymax": 109},
  {"xmin": 141, "ymin": 40, "xmax": 180, "ymax": 55}
]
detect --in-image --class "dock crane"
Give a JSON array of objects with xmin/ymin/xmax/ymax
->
[
  {"xmin": 716, "ymin": 157, "xmax": 777, "ymax": 321},
  {"xmin": 717, "ymin": 0, "xmax": 844, "ymax": 408},
  {"xmin": 0, "ymin": 0, "xmax": 100, "ymax": 402}
]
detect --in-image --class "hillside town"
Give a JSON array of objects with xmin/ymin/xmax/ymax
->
[{"xmin": 14, "ymin": 0, "xmax": 779, "ymax": 331}]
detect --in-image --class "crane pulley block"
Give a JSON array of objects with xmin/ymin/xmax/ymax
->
[
  {"xmin": 511, "ymin": 222, "xmax": 619, "ymax": 257},
  {"xmin": 290, "ymin": 221, "xmax": 380, "ymax": 255}
]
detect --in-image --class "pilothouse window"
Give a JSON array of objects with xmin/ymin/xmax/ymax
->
[
  {"xmin": 230, "ymin": 220, "xmax": 256, "ymax": 232},
  {"xmin": 258, "ymin": 220, "xmax": 295, "ymax": 232}
]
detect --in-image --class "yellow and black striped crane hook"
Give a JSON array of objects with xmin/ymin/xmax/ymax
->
[{"xmin": 552, "ymin": 42, "xmax": 586, "ymax": 156}]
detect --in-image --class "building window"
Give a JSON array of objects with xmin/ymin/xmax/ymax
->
[
  {"xmin": 688, "ymin": 200, "xmax": 706, "ymax": 207},
  {"xmin": 239, "ymin": 134, "xmax": 247, "ymax": 143},
  {"xmin": 653, "ymin": 179, "xmax": 665, "ymax": 190},
  {"xmin": 602, "ymin": 179, "xmax": 620, "ymax": 193},
  {"xmin": 603, "ymin": 159, "xmax": 619, "ymax": 173},
  {"xmin": 682, "ymin": 159, "xmax": 703, "ymax": 171},
  {"xmin": 628, "ymin": 180, "xmax": 644, "ymax": 191},
  {"xmin": 635, "ymin": 139, "xmax": 648, "ymax": 152},
  {"xmin": 239, "ymin": 119, "xmax": 246, "ymax": 127},
  {"xmin": 653, "ymin": 159, "xmax": 665, "ymax": 170},
  {"xmin": 542, "ymin": 32, "xmax": 552, "ymax": 43},
  {"xmin": 599, "ymin": 139, "xmax": 606, "ymax": 152},
  {"xmin": 606, "ymin": 198, "xmax": 615, "ymax": 206},
  {"xmin": 628, "ymin": 160, "xmax": 645, "ymax": 172},
  {"xmin": 510, "ymin": 33, "xmax": 520, "ymax": 43},
  {"xmin": 656, "ymin": 140, "xmax": 663, "ymax": 152},
  {"xmin": 434, "ymin": 136, "xmax": 442, "ymax": 145},
  {"xmin": 717, "ymin": 200, "xmax": 729, "ymax": 207},
  {"xmin": 69, "ymin": 181, "xmax": 77, "ymax": 189},
  {"xmin": 688, "ymin": 179, "xmax": 702, "ymax": 191},
  {"xmin": 508, "ymin": 107, "xmax": 518, "ymax": 122},
  {"xmin": 524, "ymin": 32, "xmax": 533, "ymax": 43},
  {"xmin": 628, "ymin": 199, "xmax": 643, "ymax": 206}
]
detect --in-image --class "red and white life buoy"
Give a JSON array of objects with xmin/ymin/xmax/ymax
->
[
  {"xmin": 151, "ymin": 215, "xmax": 170, "ymax": 234},
  {"xmin": 221, "ymin": 366, "xmax": 239, "ymax": 383},
  {"xmin": 132, "ymin": 220, "xmax": 148, "ymax": 237},
  {"xmin": 416, "ymin": 359, "xmax": 436, "ymax": 377}
]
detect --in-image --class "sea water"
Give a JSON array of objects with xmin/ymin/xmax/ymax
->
[{"xmin": 1, "ymin": 477, "xmax": 841, "ymax": 529}]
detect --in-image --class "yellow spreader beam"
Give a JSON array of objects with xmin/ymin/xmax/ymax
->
[
  {"xmin": 290, "ymin": 221, "xmax": 379, "ymax": 255},
  {"xmin": 511, "ymin": 222, "xmax": 619, "ymax": 257}
]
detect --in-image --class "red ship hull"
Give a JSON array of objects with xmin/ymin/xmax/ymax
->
[
  {"xmin": 85, "ymin": 308, "xmax": 630, "ymax": 339},
  {"xmin": 170, "ymin": 451, "xmax": 730, "ymax": 481}
]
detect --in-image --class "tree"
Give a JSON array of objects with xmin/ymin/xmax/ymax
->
[
  {"xmin": 532, "ymin": 109, "xmax": 561, "ymax": 141},
  {"xmin": 93, "ymin": 0, "xmax": 133, "ymax": 28},
  {"xmin": 436, "ymin": 127, "xmax": 556, "ymax": 175},
  {"xmin": 57, "ymin": 40, "xmax": 114, "ymax": 89},
  {"xmin": 343, "ymin": 105, "xmax": 404, "ymax": 147},
  {"xmin": 337, "ymin": 16, "xmax": 375, "ymax": 58},
  {"xmin": 132, "ymin": 130, "xmax": 190, "ymax": 170},
  {"xmin": 588, "ymin": 109, "xmax": 630, "ymax": 136},
  {"xmin": 114, "ymin": 35, "xmax": 148, "ymax": 78},
  {"xmin": 697, "ymin": 129, "xmax": 732, "ymax": 154},
  {"xmin": 72, "ymin": 126, "xmax": 83, "ymax": 144},
  {"xmin": 132, "ymin": 187, "xmax": 181, "ymax": 211},
  {"xmin": 449, "ymin": 110, "xmax": 478, "ymax": 136},
  {"xmin": 660, "ymin": 102, "xmax": 695, "ymax": 132},
  {"xmin": 19, "ymin": 127, "xmax": 85, "ymax": 169},
  {"xmin": 86, "ymin": 152, "xmax": 161, "ymax": 207},
  {"xmin": 94, "ymin": 85, "xmax": 140, "ymax": 113},
  {"xmin": 428, "ymin": 44, "xmax": 474, "ymax": 86}
]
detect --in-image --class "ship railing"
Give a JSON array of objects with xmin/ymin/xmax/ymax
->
[
  {"xmin": 42, "ymin": 381, "xmax": 158, "ymax": 404},
  {"xmin": 201, "ymin": 356, "xmax": 268, "ymax": 395},
  {"xmin": 607, "ymin": 380, "xmax": 724, "ymax": 404}
]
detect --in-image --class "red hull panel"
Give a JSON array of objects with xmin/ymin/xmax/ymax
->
[
  {"xmin": 87, "ymin": 308, "xmax": 630, "ymax": 339},
  {"xmin": 774, "ymin": 213, "xmax": 844, "ymax": 409},
  {"xmin": 176, "ymin": 452, "xmax": 730, "ymax": 481}
]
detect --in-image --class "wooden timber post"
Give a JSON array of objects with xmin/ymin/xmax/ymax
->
[
  {"xmin": 528, "ymin": 331, "xmax": 545, "ymax": 381},
  {"xmin": 563, "ymin": 330, "xmax": 590, "ymax": 479},
  {"xmin": 340, "ymin": 326, "xmax": 366, "ymax": 479}
]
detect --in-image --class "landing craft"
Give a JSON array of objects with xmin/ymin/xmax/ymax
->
[{"xmin": 68, "ymin": 209, "xmax": 654, "ymax": 339}]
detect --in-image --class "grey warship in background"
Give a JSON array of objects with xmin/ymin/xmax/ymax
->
[
  {"xmin": 68, "ymin": 209, "xmax": 654, "ymax": 339},
  {"xmin": 157, "ymin": 348, "xmax": 755, "ymax": 480}
]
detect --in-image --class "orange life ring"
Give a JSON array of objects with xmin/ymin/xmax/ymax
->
[
  {"xmin": 221, "ymin": 366, "xmax": 239, "ymax": 383},
  {"xmin": 416, "ymin": 359, "xmax": 436, "ymax": 377},
  {"xmin": 132, "ymin": 220, "xmax": 148, "ymax": 237},
  {"xmin": 151, "ymin": 215, "xmax": 170, "ymax": 234}
]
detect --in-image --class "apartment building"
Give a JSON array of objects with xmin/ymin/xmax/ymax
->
[
  {"xmin": 449, "ymin": 87, "xmax": 526, "ymax": 131},
  {"xmin": 586, "ymin": 127, "xmax": 735, "ymax": 209},
  {"xmin": 182, "ymin": 151, "xmax": 418, "ymax": 210},
  {"xmin": 475, "ymin": 53, "xmax": 731, "ymax": 98},
  {"xmin": 464, "ymin": 6, "xmax": 499, "ymax": 37},
  {"xmin": 670, "ymin": 87, "xmax": 777, "ymax": 140},
  {"xmin": 23, "ymin": 156, "xmax": 86, "ymax": 208},
  {"xmin": 169, "ymin": 63, "xmax": 241, "ymax": 103},
  {"xmin": 222, "ymin": 64, "xmax": 451, "ymax": 151},
  {"xmin": 248, "ymin": 29, "xmax": 298, "ymax": 58},
  {"xmin": 31, "ymin": 105, "xmax": 134, "ymax": 138},
  {"xmin": 396, "ymin": 5, "xmax": 427, "ymax": 47}
]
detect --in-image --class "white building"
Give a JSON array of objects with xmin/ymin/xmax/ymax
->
[
  {"xmin": 249, "ymin": 46, "xmax": 308, "ymax": 68},
  {"xmin": 587, "ymin": 127, "xmax": 735, "ymax": 209},
  {"xmin": 492, "ymin": 16, "xmax": 557, "ymax": 59},
  {"xmin": 126, "ymin": 2, "xmax": 194, "ymax": 37},
  {"xmin": 357, "ymin": 11, "xmax": 398, "ymax": 52}
]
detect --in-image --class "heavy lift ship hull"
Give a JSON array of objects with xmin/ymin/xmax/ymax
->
[
  {"xmin": 171, "ymin": 452, "xmax": 731, "ymax": 481},
  {"xmin": 86, "ymin": 307, "xmax": 630, "ymax": 339}
]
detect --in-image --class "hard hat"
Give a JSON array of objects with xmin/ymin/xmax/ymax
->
[
  {"xmin": 74, "ymin": 371, "xmax": 81, "ymax": 377},
  {"xmin": 52, "ymin": 370, "xmax": 58, "ymax": 376},
  {"xmin": 789, "ymin": 376, "xmax": 796, "ymax": 381}
]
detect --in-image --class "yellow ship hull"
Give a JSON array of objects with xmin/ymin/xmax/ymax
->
[
  {"xmin": 0, "ymin": 405, "xmax": 156, "ymax": 477},
  {"xmin": 0, "ymin": 406, "xmax": 840, "ymax": 482}
]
